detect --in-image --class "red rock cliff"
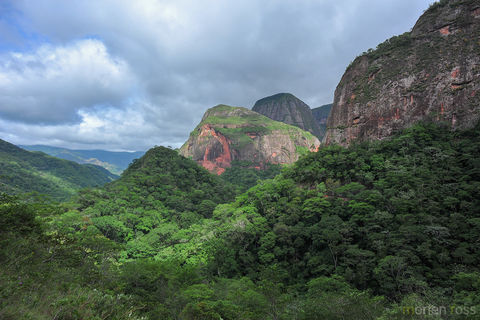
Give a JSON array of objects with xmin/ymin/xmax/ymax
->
[
  {"xmin": 180, "ymin": 105, "xmax": 321, "ymax": 174},
  {"xmin": 196, "ymin": 124, "xmax": 232, "ymax": 175},
  {"xmin": 324, "ymin": 0, "xmax": 480, "ymax": 146}
]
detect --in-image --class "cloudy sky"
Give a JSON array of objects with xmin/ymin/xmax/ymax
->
[{"xmin": 0, "ymin": 0, "xmax": 432, "ymax": 151}]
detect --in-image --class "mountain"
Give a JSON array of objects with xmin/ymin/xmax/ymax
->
[
  {"xmin": 0, "ymin": 139, "xmax": 118, "ymax": 200},
  {"xmin": 4, "ymin": 121, "xmax": 480, "ymax": 319},
  {"xmin": 311, "ymin": 103, "xmax": 333, "ymax": 137},
  {"xmin": 179, "ymin": 104, "xmax": 320, "ymax": 174},
  {"xmin": 252, "ymin": 93, "xmax": 324, "ymax": 138},
  {"xmin": 75, "ymin": 145, "xmax": 236, "ymax": 258},
  {"xmin": 210, "ymin": 121, "xmax": 480, "ymax": 317},
  {"xmin": 20, "ymin": 145, "xmax": 144, "ymax": 175},
  {"xmin": 325, "ymin": 0, "xmax": 480, "ymax": 145},
  {"xmin": 0, "ymin": 145, "xmax": 237, "ymax": 318}
]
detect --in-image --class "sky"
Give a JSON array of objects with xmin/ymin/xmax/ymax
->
[{"xmin": 0, "ymin": 0, "xmax": 433, "ymax": 151}]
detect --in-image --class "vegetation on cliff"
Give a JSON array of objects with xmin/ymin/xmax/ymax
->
[
  {"xmin": 180, "ymin": 105, "xmax": 320, "ymax": 174},
  {"xmin": 220, "ymin": 160, "xmax": 282, "ymax": 193},
  {"xmin": 326, "ymin": 0, "xmax": 480, "ymax": 145},
  {"xmin": 189, "ymin": 104, "xmax": 318, "ymax": 141},
  {"xmin": 2, "ymin": 121, "xmax": 479, "ymax": 319}
]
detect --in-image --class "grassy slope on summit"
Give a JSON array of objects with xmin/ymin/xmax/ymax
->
[{"xmin": 181, "ymin": 104, "xmax": 319, "ymax": 153}]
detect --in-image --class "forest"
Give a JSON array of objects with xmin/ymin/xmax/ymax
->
[
  {"xmin": 1, "ymin": 121, "xmax": 479, "ymax": 319},
  {"xmin": 0, "ymin": 139, "xmax": 118, "ymax": 200}
]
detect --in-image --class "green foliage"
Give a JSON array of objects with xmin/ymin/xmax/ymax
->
[
  {"xmin": 303, "ymin": 275, "xmax": 385, "ymax": 319},
  {"xmin": 0, "ymin": 195, "xmax": 142, "ymax": 319},
  {"xmin": 3, "ymin": 122, "xmax": 480, "ymax": 319},
  {"xmin": 221, "ymin": 161, "xmax": 282, "ymax": 193},
  {"xmin": 0, "ymin": 193, "xmax": 42, "ymax": 235},
  {"xmin": 0, "ymin": 139, "xmax": 117, "ymax": 200},
  {"xmin": 427, "ymin": 0, "xmax": 450, "ymax": 13},
  {"xmin": 210, "ymin": 121, "xmax": 480, "ymax": 305},
  {"xmin": 365, "ymin": 32, "xmax": 412, "ymax": 60},
  {"xmin": 20, "ymin": 144, "xmax": 144, "ymax": 175},
  {"xmin": 72, "ymin": 146, "xmax": 236, "ymax": 262}
]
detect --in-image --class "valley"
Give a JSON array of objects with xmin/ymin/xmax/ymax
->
[{"xmin": 1, "ymin": 0, "xmax": 479, "ymax": 319}]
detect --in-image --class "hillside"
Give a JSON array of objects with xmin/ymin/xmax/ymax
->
[
  {"xmin": 311, "ymin": 103, "xmax": 333, "ymax": 137},
  {"xmin": 20, "ymin": 145, "xmax": 144, "ymax": 175},
  {"xmin": 209, "ymin": 120, "xmax": 480, "ymax": 317},
  {"xmin": 325, "ymin": 0, "xmax": 480, "ymax": 145},
  {"xmin": 0, "ymin": 139, "xmax": 118, "ymax": 200},
  {"xmin": 74, "ymin": 145, "xmax": 236, "ymax": 261},
  {"xmin": 252, "ymin": 93, "xmax": 323, "ymax": 138},
  {"xmin": 3, "ymin": 1, "xmax": 480, "ymax": 319},
  {"xmin": 3, "ymin": 121, "xmax": 479, "ymax": 319},
  {"xmin": 180, "ymin": 104, "xmax": 320, "ymax": 174}
]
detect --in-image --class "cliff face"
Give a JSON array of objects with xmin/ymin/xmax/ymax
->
[
  {"xmin": 311, "ymin": 103, "xmax": 333, "ymax": 138},
  {"xmin": 325, "ymin": 0, "xmax": 480, "ymax": 146},
  {"xmin": 252, "ymin": 93, "xmax": 324, "ymax": 139},
  {"xmin": 180, "ymin": 105, "xmax": 320, "ymax": 174}
]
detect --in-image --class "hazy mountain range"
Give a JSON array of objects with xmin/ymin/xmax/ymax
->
[{"xmin": 20, "ymin": 145, "xmax": 144, "ymax": 175}]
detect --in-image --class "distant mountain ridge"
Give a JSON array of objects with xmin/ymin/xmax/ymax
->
[
  {"xmin": 311, "ymin": 103, "xmax": 333, "ymax": 138},
  {"xmin": 180, "ymin": 104, "xmax": 320, "ymax": 174},
  {"xmin": 20, "ymin": 145, "xmax": 144, "ymax": 175},
  {"xmin": 0, "ymin": 139, "xmax": 118, "ymax": 200},
  {"xmin": 252, "ymin": 93, "xmax": 324, "ymax": 139}
]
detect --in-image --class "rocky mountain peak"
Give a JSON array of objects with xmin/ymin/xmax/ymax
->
[
  {"xmin": 180, "ymin": 105, "xmax": 320, "ymax": 175},
  {"xmin": 311, "ymin": 103, "xmax": 333, "ymax": 138},
  {"xmin": 324, "ymin": 0, "xmax": 480, "ymax": 146},
  {"xmin": 252, "ymin": 93, "xmax": 324, "ymax": 139}
]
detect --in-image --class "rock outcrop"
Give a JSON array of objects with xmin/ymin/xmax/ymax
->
[
  {"xmin": 324, "ymin": 0, "xmax": 480, "ymax": 146},
  {"xmin": 253, "ymin": 93, "xmax": 323, "ymax": 139},
  {"xmin": 311, "ymin": 103, "xmax": 333, "ymax": 138},
  {"xmin": 180, "ymin": 105, "xmax": 320, "ymax": 174}
]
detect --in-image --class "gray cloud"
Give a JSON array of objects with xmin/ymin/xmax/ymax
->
[
  {"xmin": 0, "ymin": 39, "xmax": 136, "ymax": 124},
  {"xmin": 0, "ymin": 0, "xmax": 432, "ymax": 150}
]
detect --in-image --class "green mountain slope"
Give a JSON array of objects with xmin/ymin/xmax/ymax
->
[
  {"xmin": 210, "ymin": 121, "xmax": 480, "ymax": 311},
  {"xmin": 0, "ymin": 139, "xmax": 118, "ymax": 200},
  {"xmin": 4, "ymin": 121, "xmax": 479, "ymax": 319},
  {"xmin": 74, "ymin": 146, "xmax": 236, "ymax": 261},
  {"xmin": 20, "ymin": 145, "xmax": 144, "ymax": 175}
]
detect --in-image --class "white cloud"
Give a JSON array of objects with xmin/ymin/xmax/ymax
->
[{"xmin": 0, "ymin": 39, "xmax": 136, "ymax": 124}]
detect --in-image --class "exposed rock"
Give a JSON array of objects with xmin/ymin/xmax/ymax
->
[
  {"xmin": 324, "ymin": 0, "xmax": 480, "ymax": 146},
  {"xmin": 311, "ymin": 103, "xmax": 333, "ymax": 138},
  {"xmin": 180, "ymin": 105, "xmax": 320, "ymax": 174},
  {"xmin": 252, "ymin": 93, "xmax": 324, "ymax": 139}
]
